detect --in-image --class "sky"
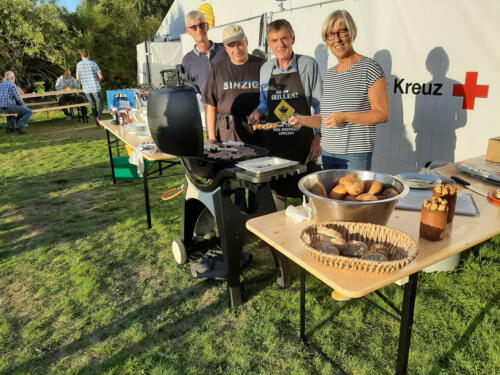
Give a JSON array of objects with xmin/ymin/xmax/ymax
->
[{"xmin": 58, "ymin": 0, "xmax": 79, "ymax": 12}]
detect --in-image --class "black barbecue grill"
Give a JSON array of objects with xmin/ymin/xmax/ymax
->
[{"xmin": 147, "ymin": 70, "xmax": 305, "ymax": 307}]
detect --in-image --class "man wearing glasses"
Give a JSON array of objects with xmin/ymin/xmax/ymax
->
[{"xmin": 181, "ymin": 10, "xmax": 227, "ymax": 94}]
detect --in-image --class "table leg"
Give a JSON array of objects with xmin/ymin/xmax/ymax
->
[
  {"xmin": 143, "ymin": 164, "xmax": 152, "ymax": 229},
  {"xmin": 300, "ymin": 267, "xmax": 306, "ymax": 342},
  {"xmin": 105, "ymin": 130, "xmax": 117, "ymax": 185},
  {"xmin": 395, "ymin": 272, "xmax": 418, "ymax": 375}
]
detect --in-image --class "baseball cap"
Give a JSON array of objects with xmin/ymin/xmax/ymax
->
[{"xmin": 223, "ymin": 24, "xmax": 246, "ymax": 45}]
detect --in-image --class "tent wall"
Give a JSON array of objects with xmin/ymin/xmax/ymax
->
[
  {"xmin": 181, "ymin": 15, "xmax": 264, "ymax": 61},
  {"xmin": 151, "ymin": 0, "xmax": 499, "ymax": 173},
  {"xmin": 136, "ymin": 41, "xmax": 182, "ymax": 86},
  {"xmin": 154, "ymin": 0, "xmax": 331, "ymax": 41}
]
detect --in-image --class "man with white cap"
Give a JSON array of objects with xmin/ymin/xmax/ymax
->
[{"xmin": 202, "ymin": 24, "xmax": 264, "ymax": 143}]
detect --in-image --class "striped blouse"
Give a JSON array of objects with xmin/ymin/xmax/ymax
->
[{"xmin": 320, "ymin": 56, "xmax": 385, "ymax": 154}]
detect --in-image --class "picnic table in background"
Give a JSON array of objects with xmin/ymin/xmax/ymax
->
[{"xmin": 0, "ymin": 88, "xmax": 90, "ymax": 122}]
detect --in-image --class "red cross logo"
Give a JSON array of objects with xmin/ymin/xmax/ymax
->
[{"xmin": 452, "ymin": 72, "xmax": 489, "ymax": 110}]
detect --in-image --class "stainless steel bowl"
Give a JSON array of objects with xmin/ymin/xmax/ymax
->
[{"xmin": 298, "ymin": 170, "xmax": 409, "ymax": 225}]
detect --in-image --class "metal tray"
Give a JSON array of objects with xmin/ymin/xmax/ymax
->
[
  {"xmin": 235, "ymin": 156, "xmax": 299, "ymax": 175},
  {"xmin": 395, "ymin": 190, "xmax": 479, "ymax": 216},
  {"xmin": 395, "ymin": 172, "xmax": 438, "ymax": 189}
]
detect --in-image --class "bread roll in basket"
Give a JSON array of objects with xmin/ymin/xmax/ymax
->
[{"xmin": 301, "ymin": 221, "xmax": 418, "ymax": 273}]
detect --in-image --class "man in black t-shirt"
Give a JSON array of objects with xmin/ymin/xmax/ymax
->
[{"xmin": 202, "ymin": 24, "xmax": 264, "ymax": 144}]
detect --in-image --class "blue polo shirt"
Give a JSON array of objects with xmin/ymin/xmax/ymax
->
[{"xmin": 181, "ymin": 41, "xmax": 227, "ymax": 94}]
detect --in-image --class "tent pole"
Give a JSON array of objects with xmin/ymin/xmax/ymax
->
[{"xmin": 145, "ymin": 41, "xmax": 152, "ymax": 86}]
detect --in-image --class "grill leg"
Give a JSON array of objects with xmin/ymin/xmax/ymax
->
[
  {"xmin": 271, "ymin": 250, "xmax": 292, "ymax": 288},
  {"xmin": 182, "ymin": 197, "xmax": 208, "ymax": 251},
  {"xmin": 213, "ymin": 189, "xmax": 245, "ymax": 308}
]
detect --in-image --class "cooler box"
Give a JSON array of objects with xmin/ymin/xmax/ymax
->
[
  {"xmin": 109, "ymin": 156, "xmax": 151, "ymax": 179},
  {"xmin": 106, "ymin": 89, "xmax": 141, "ymax": 110}
]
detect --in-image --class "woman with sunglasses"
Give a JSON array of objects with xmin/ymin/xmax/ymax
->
[{"xmin": 289, "ymin": 9, "xmax": 389, "ymax": 170}]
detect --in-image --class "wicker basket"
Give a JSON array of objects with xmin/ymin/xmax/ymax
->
[{"xmin": 300, "ymin": 221, "xmax": 418, "ymax": 273}]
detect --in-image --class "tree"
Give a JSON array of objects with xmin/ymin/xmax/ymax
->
[
  {"xmin": 76, "ymin": 0, "xmax": 161, "ymax": 87},
  {"xmin": 0, "ymin": 0, "xmax": 172, "ymax": 91},
  {"xmin": 0, "ymin": 0, "xmax": 80, "ymax": 90}
]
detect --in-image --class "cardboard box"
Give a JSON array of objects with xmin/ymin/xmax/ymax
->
[{"xmin": 486, "ymin": 136, "xmax": 500, "ymax": 162}]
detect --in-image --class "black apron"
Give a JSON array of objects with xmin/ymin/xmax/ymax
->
[{"xmin": 262, "ymin": 69, "xmax": 316, "ymax": 197}]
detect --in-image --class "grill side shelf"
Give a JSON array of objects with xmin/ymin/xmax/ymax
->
[{"xmin": 235, "ymin": 164, "xmax": 307, "ymax": 183}]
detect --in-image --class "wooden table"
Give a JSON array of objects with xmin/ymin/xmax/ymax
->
[
  {"xmin": 246, "ymin": 160, "xmax": 500, "ymax": 374},
  {"xmin": 99, "ymin": 119, "xmax": 179, "ymax": 228},
  {"xmin": 0, "ymin": 89, "xmax": 89, "ymax": 121}
]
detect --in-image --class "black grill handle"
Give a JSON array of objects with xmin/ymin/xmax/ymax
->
[{"xmin": 181, "ymin": 159, "xmax": 237, "ymax": 192}]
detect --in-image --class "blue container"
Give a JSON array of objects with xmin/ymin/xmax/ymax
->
[{"xmin": 106, "ymin": 89, "xmax": 142, "ymax": 110}]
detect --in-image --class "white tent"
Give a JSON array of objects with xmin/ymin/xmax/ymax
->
[{"xmin": 137, "ymin": 0, "xmax": 500, "ymax": 173}]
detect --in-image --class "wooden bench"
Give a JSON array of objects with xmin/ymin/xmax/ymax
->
[
  {"xmin": 0, "ymin": 103, "xmax": 90, "ymax": 122},
  {"xmin": 27, "ymin": 100, "xmax": 59, "ymax": 107}
]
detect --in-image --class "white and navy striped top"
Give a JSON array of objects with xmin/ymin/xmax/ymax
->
[{"xmin": 320, "ymin": 56, "xmax": 385, "ymax": 154}]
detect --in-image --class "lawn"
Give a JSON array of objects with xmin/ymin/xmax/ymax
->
[{"xmin": 0, "ymin": 114, "xmax": 499, "ymax": 375}]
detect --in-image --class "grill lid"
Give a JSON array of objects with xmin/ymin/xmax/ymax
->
[{"xmin": 147, "ymin": 72, "xmax": 203, "ymax": 157}]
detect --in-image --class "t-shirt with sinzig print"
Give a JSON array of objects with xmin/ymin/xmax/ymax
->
[{"xmin": 202, "ymin": 54, "xmax": 264, "ymax": 117}]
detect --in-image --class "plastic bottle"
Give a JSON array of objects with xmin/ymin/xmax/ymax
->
[
  {"xmin": 111, "ymin": 106, "xmax": 119, "ymax": 125},
  {"xmin": 125, "ymin": 107, "xmax": 131, "ymax": 123}
]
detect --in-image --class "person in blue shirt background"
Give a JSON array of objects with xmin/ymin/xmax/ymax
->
[
  {"xmin": 0, "ymin": 71, "xmax": 32, "ymax": 134},
  {"xmin": 76, "ymin": 49, "xmax": 103, "ymax": 126}
]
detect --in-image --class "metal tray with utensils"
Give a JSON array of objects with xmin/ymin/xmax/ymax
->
[
  {"xmin": 235, "ymin": 156, "xmax": 299, "ymax": 175},
  {"xmin": 396, "ymin": 172, "xmax": 439, "ymax": 189}
]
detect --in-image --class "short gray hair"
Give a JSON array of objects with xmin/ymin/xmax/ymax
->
[
  {"xmin": 4, "ymin": 71, "xmax": 15, "ymax": 80},
  {"xmin": 185, "ymin": 10, "xmax": 206, "ymax": 24},
  {"xmin": 321, "ymin": 9, "xmax": 357, "ymax": 42}
]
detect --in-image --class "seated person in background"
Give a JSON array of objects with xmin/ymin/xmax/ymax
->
[
  {"xmin": 55, "ymin": 68, "xmax": 87, "ymax": 120},
  {"xmin": 0, "ymin": 71, "xmax": 32, "ymax": 134}
]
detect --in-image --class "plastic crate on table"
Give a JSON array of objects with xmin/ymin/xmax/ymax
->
[
  {"xmin": 106, "ymin": 89, "xmax": 142, "ymax": 110},
  {"xmin": 109, "ymin": 156, "xmax": 151, "ymax": 180}
]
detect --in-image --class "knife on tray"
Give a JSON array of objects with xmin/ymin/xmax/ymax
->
[{"xmin": 450, "ymin": 175, "xmax": 488, "ymax": 197}]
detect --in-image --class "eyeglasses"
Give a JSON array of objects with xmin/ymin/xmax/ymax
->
[
  {"xmin": 186, "ymin": 22, "xmax": 208, "ymax": 31},
  {"xmin": 326, "ymin": 29, "xmax": 349, "ymax": 41}
]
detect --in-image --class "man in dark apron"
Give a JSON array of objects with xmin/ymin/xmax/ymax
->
[{"xmin": 249, "ymin": 19, "xmax": 322, "ymax": 199}]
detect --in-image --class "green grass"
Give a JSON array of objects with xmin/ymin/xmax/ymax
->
[{"xmin": 1, "ymin": 113, "xmax": 499, "ymax": 374}]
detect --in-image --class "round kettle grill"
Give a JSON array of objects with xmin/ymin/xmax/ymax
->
[{"xmin": 147, "ymin": 69, "xmax": 295, "ymax": 308}]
